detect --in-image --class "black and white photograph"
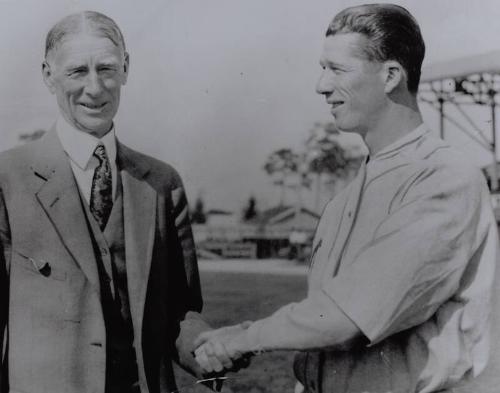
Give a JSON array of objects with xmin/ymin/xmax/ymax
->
[{"xmin": 0, "ymin": 1, "xmax": 499, "ymax": 392}]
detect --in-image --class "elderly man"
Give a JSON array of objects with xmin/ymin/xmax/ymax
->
[
  {"xmin": 195, "ymin": 4, "xmax": 498, "ymax": 393},
  {"xmin": 0, "ymin": 11, "xmax": 211, "ymax": 393}
]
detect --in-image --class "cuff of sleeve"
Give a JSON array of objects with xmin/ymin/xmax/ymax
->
[{"xmin": 322, "ymin": 280, "xmax": 380, "ymax": 345}]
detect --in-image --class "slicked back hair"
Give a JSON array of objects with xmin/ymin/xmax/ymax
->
[
  {"xmin": 45, "ymin": 11, "xmax": 126, "ymax": 59},
  {"xmin": 326, "ymin": 4, "xmax": 425, "ymax": 93}
]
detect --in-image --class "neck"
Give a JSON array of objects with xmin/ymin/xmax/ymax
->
[{"xmin": 363, "ymin": 97, "xmax": 422, "ymax": 156}]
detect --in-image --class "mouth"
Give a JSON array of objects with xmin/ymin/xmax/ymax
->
[
  {"xmin": 330, "ymin": 101, "xmax": 344, "ymax": 110},
  {"xmin": 79, "ymin": 102, "xmax": 107, "ymax": 111}
]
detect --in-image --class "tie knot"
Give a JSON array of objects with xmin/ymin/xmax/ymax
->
[{"xmin": 94, "ymin": 144, "xmax": 108, "ymax": 162}]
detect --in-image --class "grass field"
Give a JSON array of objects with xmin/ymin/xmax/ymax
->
[
  {"xmin": 174, "ymin": 265, "xmax": 500, "ymax": 393},
  {"xmin": 174, "ymin": 271, "xmax": 307, "ymax": 393}
]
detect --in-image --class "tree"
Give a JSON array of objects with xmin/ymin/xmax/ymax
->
[
  {"xmin": 191, "ymin": 196, "xmax": 207, "ymax": 224},
  {"xmin": 263, "ymin": 148, "xmax": 301, "ymax": 206},
  {"xmin": 242, "ymin": 196, "xmax": 258, "ymax": 221},
  {"xmin": 262, "ymin": 123, "xmax": 366, "ymax": 212},
  {"xmin": 305, "ymin": 123, "xmax": 365, "ymax": 209},
  {"xmin": 307, "ymin": 124, "xmax": 349, "ymax": 174}
]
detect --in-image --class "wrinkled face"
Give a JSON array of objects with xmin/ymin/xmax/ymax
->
[
  {"xmin": 43, "ymin": 33, "xmax": 129, "ymax": 138},
  {"xmin": 316, "ymin": 33, "xmax": 387, "ymax": 136}
]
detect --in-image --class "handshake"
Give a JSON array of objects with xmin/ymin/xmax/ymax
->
[{"xmin": 193, "ymin": 321, "xmax": 255, "ymax": 376}]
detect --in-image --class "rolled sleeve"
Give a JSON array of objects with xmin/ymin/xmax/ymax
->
[{"xmin": 325, "ymin": 165, "xmax": 487, "ymax": 344}]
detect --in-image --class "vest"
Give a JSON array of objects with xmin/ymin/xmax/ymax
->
[{"xmin": 80, "ymin": 178, "xmax": 139, "ymax": 393}]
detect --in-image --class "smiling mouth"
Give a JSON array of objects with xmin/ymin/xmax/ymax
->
[
  {"xmin": 330, "ymin": 101, "xmax": 344, "ymax": 109},
  {"xmin": 80, "ymin": 102, "xmax": 107, "ymax": 110}
]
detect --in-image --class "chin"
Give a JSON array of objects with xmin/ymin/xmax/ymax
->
[
  {"xmin": 332, "ymin": 119, "xmax": 354, "ymax": 134},
  {"xmin": 332, "ymin": 115, "xmax": 365, "ymax": 135},
  {"xmin": 80, "ymin": 121, "xmax": 112, "ymax": 137}
]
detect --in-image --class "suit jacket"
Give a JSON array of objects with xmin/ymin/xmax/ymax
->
[{"xmin": 0, "ymin": 130, "xmax": 207, "ymax": 393}]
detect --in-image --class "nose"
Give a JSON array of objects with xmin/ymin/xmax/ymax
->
[
  {"xmin": 84, "ymin": 71, "xmax": 103, "ymax": 97},
  {"xmin": 316, "ymin": 69, "xmax": 334, "ymax": 96}
]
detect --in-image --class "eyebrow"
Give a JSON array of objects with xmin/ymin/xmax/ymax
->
[
  {"xmin": 64, "ymin": 60, "xmax": 120, "ymax": 71},
  {"xmin": 97, "ymin": 60, "xmax": 120, "ymax": 67},
  {"xmin": 320, "ymin": 59, "xmax": 346, "ymax": 69},
  {"xmin": 65, "ymin": 64, "xmax": 87, "ymax": 72}
]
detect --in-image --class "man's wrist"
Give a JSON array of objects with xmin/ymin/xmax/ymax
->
[{"xmin": 236, "ymin": 320, "xmax": 266, "ymax": 355}]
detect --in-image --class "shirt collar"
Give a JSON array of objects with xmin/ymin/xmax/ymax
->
[
  {"xmin": 55, "ymin": 116, "xmax": 117, "ymax": 170},
  {"xmin": 371, "ymin": 123, "xmax": 429, "ymax": 160}
]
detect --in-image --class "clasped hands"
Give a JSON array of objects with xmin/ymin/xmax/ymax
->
[{"xmin": 194, "ymin": 321, "xmax": 254, "ymax": 375}]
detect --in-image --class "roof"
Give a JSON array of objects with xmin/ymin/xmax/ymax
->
[
  {"xmin": 247, "ymin": 205, "xmax": 320, "ymax": 226},
  {"xmin": 420, "ymin": 50, "xmax": 500, "ymax": 84},
  {"xmin": 254, "ymin": 205, "xmax": 290, "ymax": 223},
  {"xmin": 206, "ymin": 209, "xmax": 233, "ymax": 216}
]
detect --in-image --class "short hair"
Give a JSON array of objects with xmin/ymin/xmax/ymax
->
[
  {"xmin": 326, "ymin": 4, "xmax": 425, "ymax": 93},
  {"xmin": 45, "ymin": 11, "xmax": 126, "ymax": 59}
]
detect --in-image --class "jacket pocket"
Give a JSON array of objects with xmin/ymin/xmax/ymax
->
[{"xmin": 13, "ymin": 249, "xmax": 67, "ymax": 281}]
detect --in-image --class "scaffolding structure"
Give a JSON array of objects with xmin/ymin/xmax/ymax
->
[{"xmin": 418, "ymin": 51, "xmax": 500, "ymax": 190}]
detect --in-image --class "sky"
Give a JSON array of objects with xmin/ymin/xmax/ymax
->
[{"xmin": 1, "ymin": 0, "xmax": 500, "ymax": 211}]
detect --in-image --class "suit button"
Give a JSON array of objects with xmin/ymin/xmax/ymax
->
[{"xmin": 100, "ymin": 247, "xmax": 108, "ymax": 256}]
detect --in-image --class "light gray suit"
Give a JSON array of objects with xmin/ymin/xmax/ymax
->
[{"xmin": 0, "ymin": 130, "xmax": 206, "ymax": 393}]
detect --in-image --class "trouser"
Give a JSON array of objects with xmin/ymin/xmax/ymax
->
[{"xmin": 293, "ymin": 351, "xmax": 458, "ymax": 393}]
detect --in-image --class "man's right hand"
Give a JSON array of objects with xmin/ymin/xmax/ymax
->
[{"xmin": 194, "ymin": 322, "xmax": 253, "ymax": 374}]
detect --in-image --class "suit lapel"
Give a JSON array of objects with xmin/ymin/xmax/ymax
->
[
  {"xmin": 32, "ymin": 133, "xmax": 157, "ymax": 320},
  {"xmin": 118, "ymin": 143, "xmax": 156, "ymax": 331},
  {"xmin": 33, "ymin": 131, "xmax": 101, "ymax": 294}
]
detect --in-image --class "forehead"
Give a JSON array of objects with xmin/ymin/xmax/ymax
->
[
  {"xmin": 49, "ymin": 33, "xmax": 123, "ymax": 66},
  {"xmin": 320, "ymin": 33, "xmax": 370, "ymax": 64}
]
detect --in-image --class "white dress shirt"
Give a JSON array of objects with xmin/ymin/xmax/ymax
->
[{"xmin": 56, "ymin": 117, "xmax": 118, "ymax": 203}]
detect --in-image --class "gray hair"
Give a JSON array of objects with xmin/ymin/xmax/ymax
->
[{"xmin": 45, "ymin": 11, "xmax": 126, "ymax": 59}]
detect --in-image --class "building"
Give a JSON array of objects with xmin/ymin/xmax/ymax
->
[{"xmin": 193, "ymin": 205, "xmax": 320, "ymax": 259}]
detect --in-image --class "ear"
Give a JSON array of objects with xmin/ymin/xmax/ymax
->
[
  {"xmin": 42, "ymin": 61, "xmax": 56, "ymax": 94},
  {"xmin": 382, "ymin": 61, "xmax": 404, "ymax": 94},
  {"xmin": 121, "ymin": 51, "xmax": 130, "ymax": 85}
]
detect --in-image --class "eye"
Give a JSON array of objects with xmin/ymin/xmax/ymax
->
[
  {"xmin": 99, "ymin": 66, "xmax": 117, "ymax": 74},
  {"xmin": 320, "ymin": 62, "xmax": 343, "ymax": 75},
  {"xmin": 67, "ymin": 68, "xmax": 86, "ymax": 77}
]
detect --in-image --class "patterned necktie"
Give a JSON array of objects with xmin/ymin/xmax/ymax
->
[{"xmin": 90, "ymin": 144, "xmax": 113, "ymax": 230}]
